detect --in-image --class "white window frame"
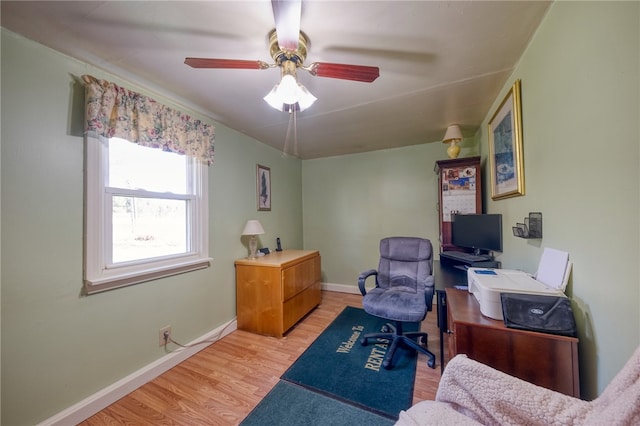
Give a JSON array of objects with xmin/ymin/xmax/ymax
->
[{"xmin": 84, "ymin": 135, "xmax": 210, "ymax": 294}]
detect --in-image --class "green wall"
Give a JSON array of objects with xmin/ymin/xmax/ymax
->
[
  {"xmin": 302, "ymin": 1, "xmax": 639, "ymax": 400},
  {"xmin": 1, "ymin": 1, "xmax": 639, "ymax": 423},
  {"xmin": 1, "ymin": 30, "xmax": 302, "ymax": 425},
  {"xmin": 479, "ymin": 1, "xmax": 639, "ymax": 399},
  {"xmin": 302, "ymin": 140, "xmax": 477, "ymax": 285}
]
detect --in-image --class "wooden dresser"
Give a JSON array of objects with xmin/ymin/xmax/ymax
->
[
  {"xmin": 445, "ymin": 288, "xmax": 580, "ymax": 397},
  {"xmin": 235, "ymin": 250, "xmax": 321, "ymax": 337}
]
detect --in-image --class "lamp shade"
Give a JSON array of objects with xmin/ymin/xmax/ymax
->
[
  {"xmin": 264, "ymin": 59, "xmax": 316, "ymax": 112},
  {"xmin": 442, "ymin": 124, "xmax": 463, "ymax": 143},
  {"xmin": 242, "ymin": 220, "xmax": 265, "ymax": 236},
  {"xmin": 275, "ymin": 74, "xmax": 299, "ymax": 104},
  {"xmin": 263, "ymin": 81, "xmax": 317, "ymax": 112},
  {"xmin": 295, "ymin": 84, "xmax": 318, "ymax": 111}
]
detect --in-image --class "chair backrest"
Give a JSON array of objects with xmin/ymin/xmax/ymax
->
[{"xmin": 377, "ymin": 237, "xmax": 433, "ymax": 292}]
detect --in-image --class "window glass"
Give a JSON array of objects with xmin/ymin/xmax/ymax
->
[
  {"xmin": 108, "ymin": 138, "xmax": 187, "ymax": 194},
  {"xmin": 111, "ymin": 196, "xmax": 187, "ymax": 263}
]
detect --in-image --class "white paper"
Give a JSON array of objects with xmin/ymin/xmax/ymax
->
[{"xmin": 535, "ymin": 248, "xmax": 569, "ymax": 290}]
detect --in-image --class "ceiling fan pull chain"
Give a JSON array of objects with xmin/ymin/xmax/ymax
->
[
  {"xmin": 283, "ymin": 109, "xmax": 295, "ymax": 157},
  {"xmin": 293, "ymin": 108, "xmax": 299, "ymax": 158}
]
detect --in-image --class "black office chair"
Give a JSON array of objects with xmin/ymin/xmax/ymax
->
[{"xmin": 358, "ymin": 237, "xmax": 436, "ymax": 369}]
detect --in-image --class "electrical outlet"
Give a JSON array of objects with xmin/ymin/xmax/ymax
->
[{"xmin": 159, "ymin": 326, "xmax": 172, "ymax": 346}]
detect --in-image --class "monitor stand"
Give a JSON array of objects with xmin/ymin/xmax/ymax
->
[
  {"xmin": 473, "ymin": 248, "xmax": 491, "ymax": 259},
  {"xmin": 439, "ymin": 252, "xmax": 500, "ymax": 269}
]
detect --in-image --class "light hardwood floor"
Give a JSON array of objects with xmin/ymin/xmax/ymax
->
[{"xmin": 81, "ymin": 291, "xmax": 442, "ymax": 425}]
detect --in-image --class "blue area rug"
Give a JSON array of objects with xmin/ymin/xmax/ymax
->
[
  {"xmin": 240, "ymin": 381, "xmax": 394, "ymax": 426},
  {"xmin": 281, "ymin": 306, "xmax": 419, "ymax": 419}
]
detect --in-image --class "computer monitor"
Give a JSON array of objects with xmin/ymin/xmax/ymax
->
[{"xmin": 451, "ymin": 214, "xmax": 503, "ymax": 254}]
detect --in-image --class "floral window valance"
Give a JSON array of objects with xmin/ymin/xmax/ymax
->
[{"xmin": 82, "ymin": 74, "xmax": 215, "ymax": 164}]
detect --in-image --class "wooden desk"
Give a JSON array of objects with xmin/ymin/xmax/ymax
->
[
  {"xmin": 434, "ymin": 261, "xmax": 468, "ymax": 371},
  {"xmin": 235, "ymin": 250, "xmax": 321, "ymax": 337},
  {"xmin": 445, "ymin": 288, "xmax": 580, "ymax": 397}
]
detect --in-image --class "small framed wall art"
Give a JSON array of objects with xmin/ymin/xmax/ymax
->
[
  {"xmin": 488, "ymin": 79, "xmax": 525, "ymax": 200},
  {"xmin": 256, "ymin": 164, "xmax": 271, "ymax": 211}
]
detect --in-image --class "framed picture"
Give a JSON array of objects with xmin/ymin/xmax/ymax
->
[
  {"xmin": 488, "ymin": 79, "xmax": 525, "ymax": 200},
  {"xmin": 256, "ymin": 164, "xmax": 271, "ymax": 211}
]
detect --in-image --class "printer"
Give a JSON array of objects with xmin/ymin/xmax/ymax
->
[{"xmin": 467, "ymin": 248, "xmax": 572, "ymax": 320}]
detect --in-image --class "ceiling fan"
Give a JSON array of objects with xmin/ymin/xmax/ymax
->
[{"xmin": 184, "ymin": 0, "xmax": 380, "ymax": 112}]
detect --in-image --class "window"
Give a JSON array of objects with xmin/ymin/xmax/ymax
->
[{"xmin": 85, "ymin": 136, "xmax": 210, "ymax": 294}]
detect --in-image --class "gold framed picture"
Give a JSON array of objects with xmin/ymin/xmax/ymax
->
[
  {"xmin": 257, "ymin": 164, "xmax": 271, "ymax": 211},
  {"xmin": 488, "ymin": 79, "xmax": 525, "ymax": 200}
]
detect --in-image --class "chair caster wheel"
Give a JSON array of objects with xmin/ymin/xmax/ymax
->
[
  {"xmin": 383, "ymin": 360, "xmax": 392, "ymax": 370},
  {"xmin": 360, "ymin": 337, "xmax": 368, "ymax": 346},
  {"xmin": 427, "ymin": 358, "xmax": 436, "ymax": 369}
]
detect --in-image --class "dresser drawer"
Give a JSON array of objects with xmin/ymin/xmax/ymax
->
[
  {"xmin": 282, "ymin": 254, "xmax": 321, "ymax": 300},
  {"xmin": 283, "ymin": 281, "xmax": 322, "ymax": 331}
]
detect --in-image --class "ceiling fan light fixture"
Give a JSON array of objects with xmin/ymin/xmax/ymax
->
[
  {"xmin": 276, "ymin": 74, "xmax": 300, "ymax": 104},
  {"xmin": 263, "ymin": 59, "xmax": 316, "ymax": 112},
  {"xmin": 263, "ymin": 82, "xmax": 316, "ymax": 112},
  {"xmin": 263, "ymin": 84, "xmax": 284, "ymax": 110},
  {"xmin": 296, "ymin": 84, "xmax": 317, "ymax": 111}
]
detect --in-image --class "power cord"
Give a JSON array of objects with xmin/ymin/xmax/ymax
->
[{"xmin": 163, "ymin": 319, "xmax": 236, "ymax": 349}]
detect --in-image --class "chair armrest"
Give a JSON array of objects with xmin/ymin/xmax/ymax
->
[
  {"xmin": 424, "ymin": 275, "xmax": 435, "ymax": 311},
  {"xmin": 358, "ymin": 269, "xmax": 377, "ymax": 295}
]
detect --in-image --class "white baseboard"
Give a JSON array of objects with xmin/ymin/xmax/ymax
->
[
  {"xmin": 321, "ymin": 282, "xmax": 362, "ymax": 294},
  {"xmin": 37, "ymin": 284, "xmax": 382, "ymax": 425},
  {"xmin": 38, "ymin": 319, "xmax": 237, "ymax": 426}
]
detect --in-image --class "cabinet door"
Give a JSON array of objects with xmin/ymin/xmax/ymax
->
[{"xmin": 436, "ymin": 157, "xmax": 482, "ymax": 252}]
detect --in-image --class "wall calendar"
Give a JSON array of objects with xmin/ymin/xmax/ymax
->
[{"xmin": 441, "ymin": 166, "xmax": 477, "ymax": 222}]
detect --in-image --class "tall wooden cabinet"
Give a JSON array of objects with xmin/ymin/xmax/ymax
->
[
  {"xmin": 235, "ymin": 250, "xmax": 321, "ymax": 337},
  {"xmin": 435, "ymin": 156, "xmax": 482, "ymax": 253}
]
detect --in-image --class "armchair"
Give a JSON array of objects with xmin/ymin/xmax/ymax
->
[
  {"xmin": 358, "ymin": 237, "xmax": 436, "ymax": 370},
  {"xmin": 397, "ymin": 346, "xmax": 640, "ymax": 425}
]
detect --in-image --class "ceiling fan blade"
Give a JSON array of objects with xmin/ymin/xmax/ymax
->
[
  {"xmin": 184, "ymin": 58, "xmax": 270, "ymax": 70},
  {"xmin": 308, "ymin": 62, "xmax": 380, "ymax": 83},
  {"xmin": 271, "ymin": 0, "xmax": 301, "ymax": 51}
]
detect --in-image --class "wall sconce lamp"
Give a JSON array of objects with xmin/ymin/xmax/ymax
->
[
  {"xmin": 242, "ymin": 220, "xmax": 265, "ymax": 259},
  {"xmin": 442, "ymin": 124, "xmax": 463, "ymax": 159}
]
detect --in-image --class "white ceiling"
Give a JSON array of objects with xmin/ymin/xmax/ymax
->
[{"xmin": 1, "ymin": 1, "xmax": 551, "ymax": 159}]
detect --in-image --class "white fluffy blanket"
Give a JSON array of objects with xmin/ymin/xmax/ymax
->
[
  {"xmin": 396, "ymin": 400, "xmax": 481, "ymax": 425},
  {"xmin": 397, "ymin": 346, "xmax": 640, "ymax": 425}
]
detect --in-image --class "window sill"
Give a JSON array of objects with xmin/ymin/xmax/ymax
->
[{"xmin": 85, "ymin": 257, "xmax": 212, "ymax": 295}]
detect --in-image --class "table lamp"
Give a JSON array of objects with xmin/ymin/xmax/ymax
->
[
  {"xmin": 442, "ymin": 124, "xmax": 463, "ymax": 159},
  {"xmin": 242, "ymin": 220, "xmax": 265, "ymax": 259}
]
